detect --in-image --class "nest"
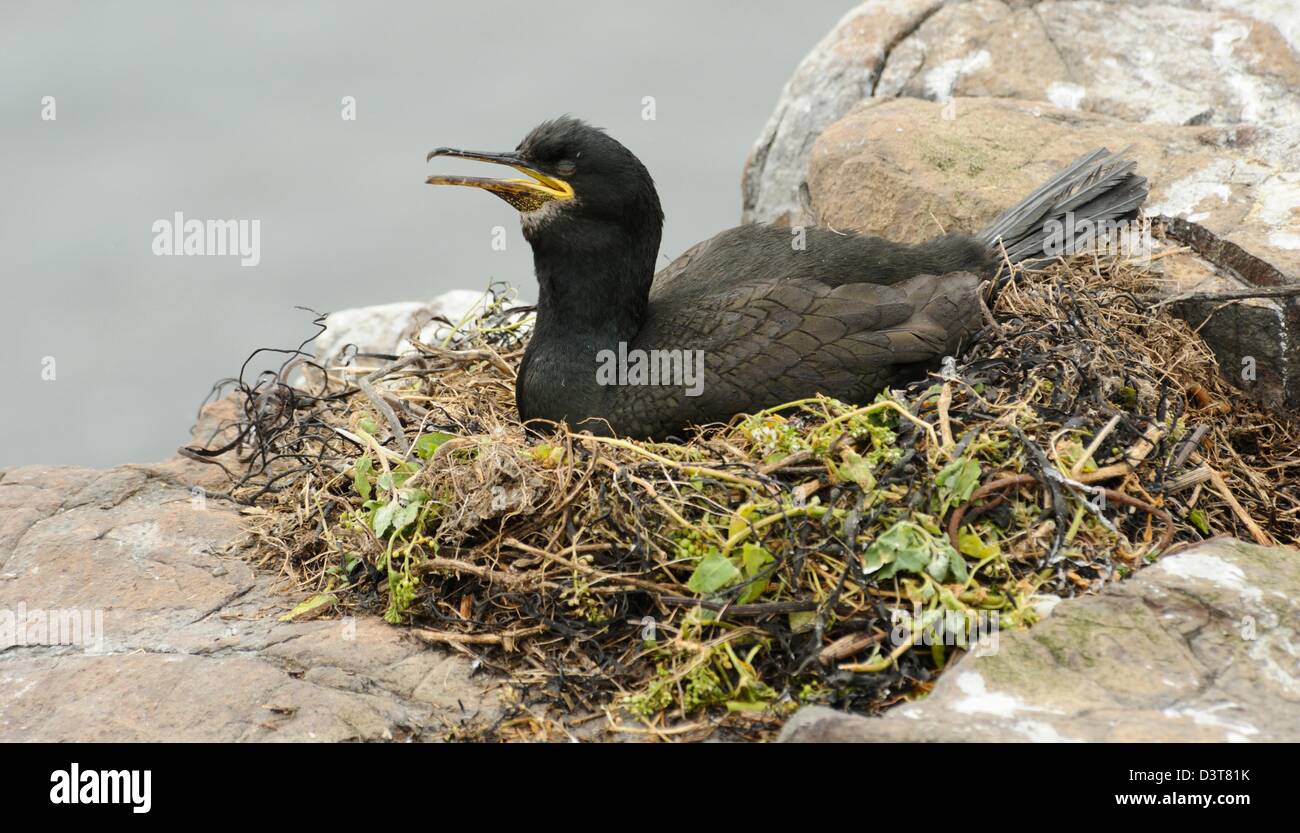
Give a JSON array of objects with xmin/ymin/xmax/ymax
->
[{"xmin": 188, "ymin": 252, "xmax": 1299, "ymax": 741}]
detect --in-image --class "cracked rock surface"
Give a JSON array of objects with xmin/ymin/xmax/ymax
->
[
  {"xmin": 0, "ymin": 403, "xmax": 499, "ymax": 741},
  {"xmin": 780, "ymin": 539, "xmax": 1300, "ymax": 742}
]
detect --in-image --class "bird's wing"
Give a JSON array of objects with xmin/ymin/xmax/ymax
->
[
  {"xmin": 618, "ymin": 270, "xmax": 981, "ymax": 435},
  {"xmin": 650, "ymin": 224, "xmax": 991, "ymax": 301}
]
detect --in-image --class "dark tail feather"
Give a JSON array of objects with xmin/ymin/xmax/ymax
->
[{"xmin": 978, "ymin": 148, "xmax": 1148, "ymax": 264}]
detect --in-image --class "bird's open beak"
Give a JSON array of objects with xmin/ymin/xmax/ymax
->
[{"xmin": 425, "ymin": 148, "xmax": 574, "ymax": 211}]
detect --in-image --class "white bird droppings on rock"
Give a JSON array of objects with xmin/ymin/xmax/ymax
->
[
  {"xmin": 953, "ymin": 671, "xmax": 1050, "ymax": 718},
  {"xmin": 1046, "ymin": 82, "xmax": 1085, "ymax": 110},
  {"xmin": 924, "ymin": 50, "xmax": 990, "ymax": 102},
  {"xmin": 1154, "ymin": 551, "xmax": 1263, "ymax": 605}
]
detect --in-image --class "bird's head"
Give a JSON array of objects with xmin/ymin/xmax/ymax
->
[{"xmin": 426, "ymin": 117, "xmax": 663, "ymax": 246}]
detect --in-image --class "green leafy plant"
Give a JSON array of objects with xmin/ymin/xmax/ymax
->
[
  {"xmin": 933, "ymin": 456, "xmax": 981, "ymax": 516},
  {"xmin": 863, "ymin": 519, "xmax": 969, "ymax": 583},
  {"xmin": 684, "ymin": 540, "xmax": 774, "ymax": 603}
]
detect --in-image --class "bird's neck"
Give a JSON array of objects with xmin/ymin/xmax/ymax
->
[
  {"xmin": 529, "ymin": 222, "xmax": 658, "ymax": 349},
  {"xmin": 516, "ymin": 217, "xmax": 660, "ymax": 429}
]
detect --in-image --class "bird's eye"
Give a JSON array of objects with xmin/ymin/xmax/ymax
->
[{"xmin": 555, "ymin": 159, "xmax": 576, "ymax": 176}]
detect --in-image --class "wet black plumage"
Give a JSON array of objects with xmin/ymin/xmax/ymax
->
[{"xmin": 426, "ymin": 117, "xmax": 1147, "ymax": 439}]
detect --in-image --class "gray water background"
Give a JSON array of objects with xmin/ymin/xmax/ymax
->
[{"xmin": 0, "ymin": 0, "xmax": 848, "ymax": 468}]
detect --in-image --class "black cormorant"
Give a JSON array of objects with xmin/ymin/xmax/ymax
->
[{"xmin": 426, "ymin": 117, "xmax": 1146, "ymax": 439}]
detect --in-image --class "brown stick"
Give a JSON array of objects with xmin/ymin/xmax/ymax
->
[
  {"xmin": 1070, "ymin": 414, "xmax": 1121, "ymax": 479},
  {"xmin": 937, "ymin": 381, "xmax": 956, "ymax": 450},
  {"xmin": 818, "ymin": 630, "xmax": 887, "ymax": 664},
  {"xmin": 1206, "ymin": 468, "xmax": 1274, "ymax": 547},
  {"xmin": 413, "ymin": 556, "xmax": 560, "ymax": 589},
  {"xmin": 412, "ymin": 624, "xmax": 545, "ymax": 651},
  {"xmin": 503, "ymin": 538, "xmax": 678, "ymax": 594},
  {"xmin": 1165, "ymin": 465, "xmax": 1213, "ymax": 493}
]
